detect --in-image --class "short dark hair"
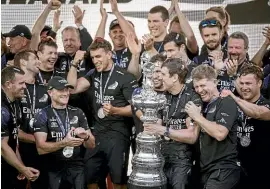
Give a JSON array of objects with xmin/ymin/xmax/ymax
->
[
  {"xmin": 14, "ymin": 50, "xmax": 37, "ymax": 68},
  {"xmin": 229, "ymin": 31, "xmax": 249, "ymax": 49},
  {"xmin": 161, "ymin": 58, "xmax": 188, "ymax": 84},
  {"xmin": 1, "ymin": 66, "xmax": 25, "ymax": 86},
  {"xmin": 149, "ymin": 6, "xmax": 169, "ymax": 21},
  {"xmin": 38, "ymin": 39, "xmax": 58, "ymax": 52},
  {"xmin": 89, "ymin": 37, "xmax": 112, "ymax": 52},
  {"xmin": 191, "ymin": 64, "xmax": 217, "ymax": 81},
  {"xmin": 239, "ymin": 64, "xmax": 263, "ymax": 82},
  {"xmin": 150, "ymin": 53, "xmax": 166, "ymax": 63},
  {"xmin": 163, "ymin": 32, "xmax": 186, "ymax": 47},
  {"xmin": 199, "ymin": 18, "xmax": 223, "ymax": 33}
]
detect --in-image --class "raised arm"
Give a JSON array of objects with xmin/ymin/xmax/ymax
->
[
  {"xmin": 174, "ymin": 0, "xmax": 198, "ymax": 55},
  {"xmin": 95, "ymin": 0, "xmax": 108, "ymax": 39},
  {"xmin": 110, "ymin": 0, "xmax": 136, "ymax": 37},
  {"xmin": 67, "ymin": 51, "xmax": 91, "ymax": 94},
  {"xmin": 126, "ymin": 32, "xmax": 142, "ymax": 80},
  {"xmin": 251, "ymin": 26, "xmax": 270, "ymax": 67},
  {"xmin": 30, "ymin": 0, "xmax": 61, "ymax": 50},
  {"xmin": 73, "ymin": 5, "xmax": 93, "ymax": 50},
  {"xmin": 221, "ymin": 89, "xmax": 270, "ymax": 120}
]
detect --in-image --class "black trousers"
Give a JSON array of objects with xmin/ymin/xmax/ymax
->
[{"xmin": 201, "ymin": 168, "xmax": 240, "ymax": 189}]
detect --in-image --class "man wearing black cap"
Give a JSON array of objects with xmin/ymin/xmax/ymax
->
[
  {"xmin": 95, "ymin": 0, "xmax": 141, "ymax": 79},
  {"xmin": 3, "ymin": 25, "xmax": 32, "ymax": 55},
  {"xmin": 33, "ymin": 76, "xmax": 95, "ymax": 189},
  {"xmin": 1, "ymin": 66, "xmax": 40, "ymax": 189}
]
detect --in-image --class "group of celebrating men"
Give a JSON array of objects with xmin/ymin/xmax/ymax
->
[{"xmin": 1, "ymin": 0, "xmax": 270, "ymax": 189}]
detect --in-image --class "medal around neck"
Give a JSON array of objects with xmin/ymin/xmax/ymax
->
[
  {"xmin": 63, "ymin": 146, "xmax": 74, "ymax": 158},
  {"xmin": 240, "ymin": 135, "xmax": 251, "ymax": 147},
  {"xmin": 98, "ymin": 108, "xmax": 105, "ymax": 119}
]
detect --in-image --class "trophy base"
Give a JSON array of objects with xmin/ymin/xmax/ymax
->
[{"xmin": 127, "ymin": 183, "xmax": 167, "ymax": 189}]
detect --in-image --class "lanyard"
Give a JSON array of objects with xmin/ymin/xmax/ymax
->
[
  {"xmin": 113, "ymin": 48, "xmax": 127, "ymax": 67},
  {"xmin": 100, "ymin": 65, "xmax": 114, "ymax": 104},
  {"xmin": 52, "ymin": 108, "xmax": 70, "ymax": 136},
  {"xmin": 156, "ymin": 42, "xmax": 164, "ymax": 53},
  {"xmin": 25, "ymin": 84, "xmax": 36, "ymax": 118},
  {"xmin": 203, "ymin": 96, "xmax": 219, "ymax": 114},
  {"xmin": 38, "ymin": 70, "xmax": 54, "ymax": 84},
  {"xmin": 6, "ymin": 97, "xmax": 21, "ymax": 145},
  {"xmin": 165, "ymin": 85, "xmax": 186, "ymax": 128}
]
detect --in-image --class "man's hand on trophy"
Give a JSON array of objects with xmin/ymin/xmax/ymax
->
[
  {"xmin": 143, "ymin": 123, "xmax": 164, "ymax": 135},
  {"xmin": 103, "ymin": 103, "xmax": 115, "ymax": 116},
  {"xmin": 185, "ymin": 101, "xmax": 201, "ymax": 121}
]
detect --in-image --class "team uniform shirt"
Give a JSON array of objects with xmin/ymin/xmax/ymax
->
[
  {"xmin": 237, "ymin": 97, "xmax": 270, "ymax": 180},
  {"xmin": 55, "ymin": 53, "xmax": 94, "ymax": 78},
  {"xmin": 193, "ymin": 50, "xmax": 236, "ymax": 92},
  {"xmin": 33, "ymin": 106, "xmax": 89, "ymax": 171},
  {"xmin": 20, "ymin": 83, "xmax": 50, "ymax": 133},
  {"xmin": 84, "ymin": 66, "xmax": 138, "ymax": 139},
  {"xmin": 160, "ymin": 86, "xmax": 202, "ymax": 162},
  {"xmin": 1, "ymin": 91, "xmax": 21, "ymax": 166},
  {"xmin": 19, "ymin": 82, "xmax": 50, "ymax": 165},
  {"xmin": 112, "ymin": 48, "xmax": 133, "ymax": 70},
  {"xmin": 36, "ymin": 68, "xmax": 66, "ymax": 85},
  {"xmin": 200, "ymin": 96, "xmax": 239, "ymax": 173}
]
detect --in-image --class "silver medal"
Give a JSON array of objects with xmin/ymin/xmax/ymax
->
[
  {"xmin": 63, "ymin": 146, "xmax": 74, "ymax": 158},
  {"xmin": 98, "ymin": 108, "xmax": 105, "ymax": 119},
  {"xmin": 240, "ymin": 135, "xmax": 251, "ymax": 147}
]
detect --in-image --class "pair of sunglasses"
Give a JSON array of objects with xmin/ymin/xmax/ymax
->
[{"xmin": 200, "ymin": 20, "xmax": 218, "ymax": 28}]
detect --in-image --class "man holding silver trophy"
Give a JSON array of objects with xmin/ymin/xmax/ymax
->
[{"xmin": 143, "ymin": 58, "xmax": 202, "ymax": 189}]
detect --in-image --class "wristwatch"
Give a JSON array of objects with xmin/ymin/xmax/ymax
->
[{"xmin": 164, "ymin": 127, "xmax": 170, "ymax": 138}]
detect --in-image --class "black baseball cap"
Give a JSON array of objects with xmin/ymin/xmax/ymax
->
[
  {"xmin": 109, "ymin": 19, "xmax": 134, "ymax": 30},
  {"xmin": 3, "ymin": 25, "xmax": 32, "ymax": 40},
  {"xmin": 47, "ymin": 76, "xmax": 74, "ymax": 90}
]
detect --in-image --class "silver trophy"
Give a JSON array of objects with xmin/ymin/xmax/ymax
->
[{"xmin": 128, "ymin": 53, "xmax": 167, "ymax": 189}]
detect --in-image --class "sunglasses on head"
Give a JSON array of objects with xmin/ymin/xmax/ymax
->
[{"xmin": 200, "ymin": 20, "xmax": 218, "ymax": 28}]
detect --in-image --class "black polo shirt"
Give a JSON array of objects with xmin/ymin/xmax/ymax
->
[
  {"xmin": 160, "ymin": 86, "xmax": 202, "ymax": 162},
  {"xmin": 200, "ymin": 96, "xmax": 239, "ymax": 173},
  {"xmin": 84, "ymin": 66, "xmax": 138, "ymax": 139},
  {"xmin": 1, "ymin": 91, "xmax": 22, "ymax": 166},
  {"xmin": 237, "ymin": 96, "xmax": 270, "ymax": 177},
  {"xmin": 33, "ymin": 105, "xmax": 89, "ymax": 171}
]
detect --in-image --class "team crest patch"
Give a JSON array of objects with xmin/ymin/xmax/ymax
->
[
  {"xmin": 108, "ymin": 81, "xmax": 118, "ymax": 90},
  {"xmin": 70, "ymin": 116, "xmax": 78, "ymax": 124},
  {"xmin": 39, "ymin": 94, "xmax": 48, "ymax": 102}
]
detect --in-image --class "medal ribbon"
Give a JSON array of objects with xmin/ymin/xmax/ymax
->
[
  {"xmin": 38, "ymin": 70, "xmax": 54, "ymax": 84},
  {"xmin": 165, "ymin": 85, "xmax": 186, "ymax": 128},
  {"xmin": 25, "ymin": 84, "xmax": 36, "ymax": 119},
  {"xmin": 113, "ymin": 48, "xmax": 127, "ymax": 67},
  {"xmin": 6, "ymin": 97, "xmax": 21, "ymax": 146},
  {"xmin": 99, "ymin": 65, "xmax": 115, "ymax": 104},
  {"xmin": 52, "ymin": 108, "xmax": 70, "ymax": 136}
]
